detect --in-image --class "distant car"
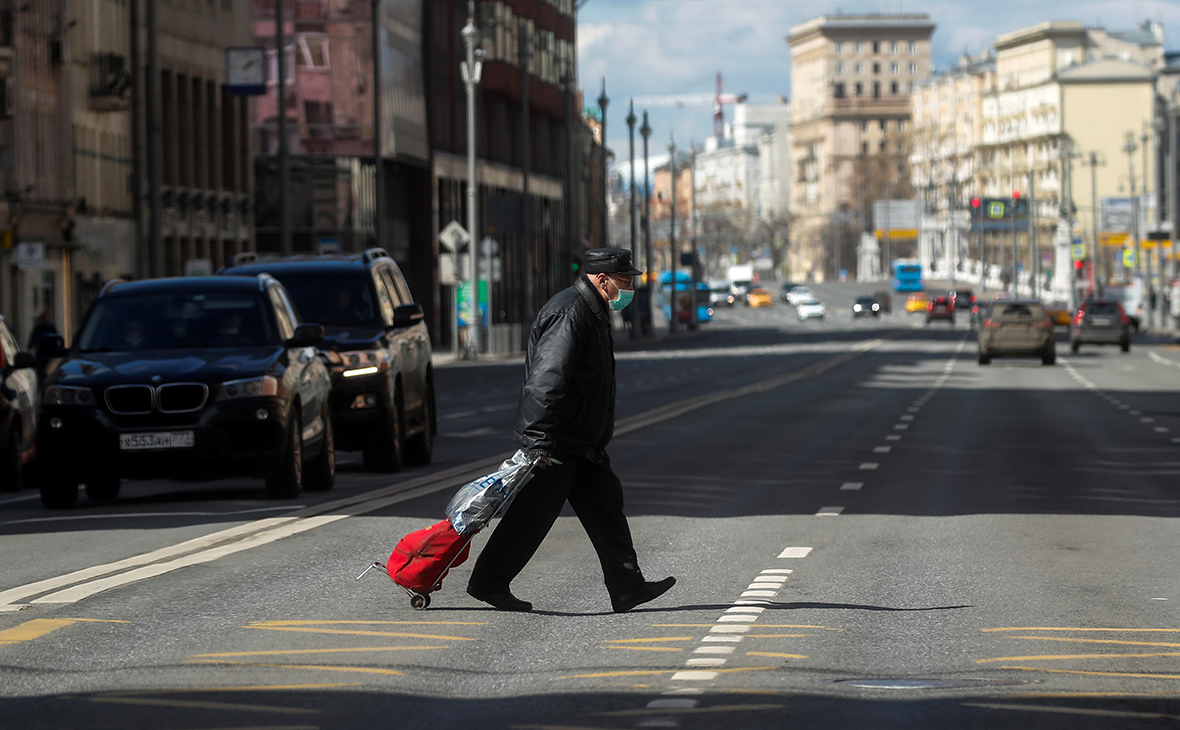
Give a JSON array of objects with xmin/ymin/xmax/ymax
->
[
  {"xmin": 747, "ymin": 288, "xmax": 774, "ymax": 308},
  {"xmin": 796, "ymin": 298, "xmax": 827, "ymax": 321},
  {"xmin": 708, "ymin": 281, "xmax": 735, "ymax": 307},
  {"xmin": 852, "ymin": 295, "xmax": 880, "ymax": 317},
  {"xmin": 780, "ymin": 282, "xmax": 800, "ymax": 303},
  {"xmin": 31, "ymin": 276, "xmax": 336, "ymax": 508},
  {"xmin": 731, "ymin": 280, "xmax": 754, "ymax": 304},
  {"xmin": 949, "ymin": 288, "xmax": 976, "ymax": 312},
  {"xmin": 872, "ymin": 291, "xmax": 892, "ymax": 314},
  {"xmin": 1071, "ymin": 299, "xmax": 1130, "ymax": 354},
  {"xmin": 978, "ymin": 300, "xmax": 1056, "ymax": 365},
  {"xmin": 785, "ymin": 286, "xmax": 813, "ymax": 306},
  {"xmin": 1, "ymin": 316, "xmax": 38, "ymax": 492},
  {"xmin": 926, "ymin": 295, "xmax": 954, "ymax": 325},
  {"xmin": 1045, "ymin": 301, "xmax": 1073, "ymax": 327},
  {"xmin": 905, "ymin": 293, "xmax": 929, "ymax": 314}
]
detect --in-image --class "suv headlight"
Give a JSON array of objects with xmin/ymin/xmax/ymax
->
[
  {"xmin": 217, "ymin": 375, "xmax": 278, "ymax": 401},
  {"xmin": 329, "ymin": 349, "xmax": 391, "ymax": 378},
  {"xmin": 44, "ymin": 385, "xmax": 96, "ymax": 407}
]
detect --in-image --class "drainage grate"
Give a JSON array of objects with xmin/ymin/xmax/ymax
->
[{"xmin": 833, "ymin": 678, "xmax": 1033, "ymax": 690}]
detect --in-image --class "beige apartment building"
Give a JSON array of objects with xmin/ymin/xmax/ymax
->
[{"xmin": 787, "ymin": 13, "xmax": 934, "ymax": 281}]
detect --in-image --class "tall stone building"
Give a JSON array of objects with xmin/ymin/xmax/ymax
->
[{"xmin": 786, "ymin": 13, "xmax": 934, "ymax": 281}]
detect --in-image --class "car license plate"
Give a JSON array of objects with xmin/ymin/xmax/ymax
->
[
  {"xmin": 119, "ymin": 431, "xmax": 195, "ymax": 451},
  {"xmin": 1090, "ymin": 316, "xmax": 1111, "ymax": 326}
]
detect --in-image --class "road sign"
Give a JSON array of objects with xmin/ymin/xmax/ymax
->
[
  {"xmin": 15, "ymin": 241, "xmax": 44, "ymax": 270},
  {"xmin": 1071, "ymin": 244, "xmax": 1086, "ymax": 261},
  {"xmin": 438, "ymin": 221, "xmax": 470, "ymax": 253},
  {"xmin": 1123, "ymin": 248, "xmax": 1136, "ymax": 268}
]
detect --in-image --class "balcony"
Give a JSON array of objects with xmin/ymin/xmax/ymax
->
[
  {"xmin": 826, "ymin": 96, "xmax": 910, "ymax": 118},
  {"xmin": 89, "ymin": 52, "xmax": 131, "ymax": 112}
]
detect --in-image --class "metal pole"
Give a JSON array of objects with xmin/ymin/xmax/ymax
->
[
  {"xmin": 1090, "ymin": 153, "xmax": 1100, "ymax": 296},
  {"xmin": 1169, "ymin": 106, "xmax": 1179, "ymax": 328},
  {"xmin": 146, "ymin": 0, "xmax": 162, "ymax": 277},
  {"xmin": 277, "ymin": 0, "xmax": 290, "ymax": 256},
  {"xmin": 1011, "ymin": 192, "xmax": 1017, "ymax": 295},
  {"xmin": 668, "ymin": 136, "xmax": 677, "ymax": 335},
  {"xmin": 597, "ymin": 79, "xmax": 610, "ymax": 248},
  {"xmin": 1029, "ymin": 170, "xmax": 1037, "ymax": 299},
  {"xmin": 1124, "ymin": 132, "xmax": 1141, "ymax": 285},
  {"xmin": 1143, "ymin": 129, "xmax": 1154, "ymax": 328},
  {"xmin": 948, "ymin": 174, "xmax": 957, "ymax": 290},
  {"xmin": 519, "ymin": 23, "xmax": 532, "ymax": 329},
  {"xmin": 641, "ymin": 112, "xmax": 652, "ymax": 309},
  {"xmin": 626, "ymin": 100, "xmax": 637, "ymax": 254},
  {"xmin": 462, "ymin": 5, "xmax": 481, "ymax": 355},
  {"xmin": 689, "ymin": 144, "xmax": 698, "ymax": 328},
  {"xmin": 372, "ymin": 0, "xmax": 384, "ymax": 250}
]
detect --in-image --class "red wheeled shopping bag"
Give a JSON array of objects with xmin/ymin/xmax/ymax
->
[{"xmin": 385, "ymin": 520, "xmax": 474, "ymax": 606}]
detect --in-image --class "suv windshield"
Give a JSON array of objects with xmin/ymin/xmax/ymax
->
[
  {"xmin": 77, "ymin": 293, "xmax": 275, "ymax": 351},
  {"xmin": 271, "ymin": 272, "xmax": 378, "ymax": 327},
  {"xmin": 1086, "ymin": 302, "xmax": 1120, "ymax": 316}
]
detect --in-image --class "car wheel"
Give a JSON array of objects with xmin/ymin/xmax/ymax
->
[
  {"xmin": 39, "ymin": 475, "xmax": 79, "ymax": 509},
  {"xmin": 404, "ymin": 388, "xmax": 434, "ymax": 467},
  {"xmin": 363, "ymin": 388, "xmax": 405, "ymax": 473},
  {"xmin": 266, "ymin": 412, "xmax": 303, "ymax": 499},
  {"xmin": 1120, "ymin": 338, "xmax": 1130, "ymax": 353},
  {"xmin": 978, "ymin": 352, "xmax": 991, "ymax": 365},
  {"xmin": 1070, "ymin": 340, "xmax": 1080, "ymax": 354},
  {"xmin": 1042, "ymin": 351, "xmax": 1056, "ymax": 366},
  {"xmin": 84, "ymin": 475, "xmax": 121, "ymax": 503},
  {"xmin": 1, "ymin": 424, "xmax": 22, "ymax": 493},
  {"xmin": 303, "ymin": 405, "xmax": 335, "ymax": 492}
]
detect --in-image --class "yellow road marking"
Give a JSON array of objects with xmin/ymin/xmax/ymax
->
[
  {"xmin": 983, "ymin": 627, "xmax": 1180, "ymax": 633},
  {"xmin": 591, "ymin": 704, "xmax": 783, "ymax": 716},
  {"xmin": 978, "ymin": 652, "xmax": 1180, "ymax": 664},
  {"xmin": 60, "ymin": 618, "xmax": 132, "ymax": 623},
  {"xmin": 1003, "ymin": 665, "xmax": 1180, "ymax": 680},
  {"xmin": 0, "ymin": 618, "xmax": 77, "ymax": 646},
  {"xmin": 249, "ymin": 620, "xmax": 485, "ymax": 627},
  {"xmin": 192, "ymin": 646, "xmax": 448, "ymax": 659},
  {"xmin": 605, "ymin": 646, "xmax": 683, "ymax": 652},
  {"xmin": 746, "ymin": 652, "xmax": 808, "ymax": 659},
  {"xmin": 963, "ymin": 702, "xmax": 1180, "ymax": 721},
  {"xmin": 245, "ymin": 626, "xmax": 476, "ymax": 641},
  {"xmin": 563, "ymin": 667, "xmax": 770, "ymax": 679},
  {"xmin": 108, "ymin": 684, "xmax": 356, "ymax": 694},
  {"xmin": 192, "ymin": 660, "xmax": 404, "ymax": 676},
  {"xmin": 1007, "ymin": 635, "xmax": 1180, "ymax": 649},
  {"xmin": 605, "ymin": 637, "xmax": 692, "ymax": 643},
  {"xmin": 91, "ymin": 696, "xmax": 322, "ymax": 714}
]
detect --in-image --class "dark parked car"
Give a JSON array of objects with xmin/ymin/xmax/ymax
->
[
  {"xmin": 222, "ymin": 249, "xmax": 435, "ymax": 472},
  {"xmin": 949, "ymin": 288, "xmax": 976, "ymax": 312},
  {"xmin": 978, "ymin": 300, "xmax": 1055, "ymax": 365},
  {"xmin": 852, "ymin": 295, "xmax": 880, "ymax": 317},
  {"xmin": 925, "ymin": 295, "xmax": 954, "ymax": 325},
  {"xmin": 1071, "ymin": 299, "xmax": 1130, "ymax": 354},
  {"xmin": 1, "ymin": 316, "xmax": 38, "ymax": 492},
  {"xmin": 30, "ymin": 276, "xmax": 335, "ymax": 508}
]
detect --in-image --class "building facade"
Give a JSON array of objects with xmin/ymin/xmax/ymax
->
[{"xmin": 787, "ymin": 13, "xmax": 934, "ymax": 281}]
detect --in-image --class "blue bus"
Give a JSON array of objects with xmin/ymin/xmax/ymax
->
[
  {"xmin": 893, "ymin": 261, "xmax": 924, "ymax": 293},
  {"xmin": 658, "ymin": 272, "xmax": 713, "ymax": 327}
]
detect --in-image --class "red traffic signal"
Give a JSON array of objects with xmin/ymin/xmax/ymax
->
[
  {"xmin": 1012, "ymin": 190, "xmax": 1021, "ymax": 200},
  {"xmin": 971, "ymin": 197, "xmax": 981, "ymax": 208}
]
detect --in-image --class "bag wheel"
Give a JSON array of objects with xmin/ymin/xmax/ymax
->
[{"xmin": 410, "ymin": 593, "xmax": 430, "ymax": 610}]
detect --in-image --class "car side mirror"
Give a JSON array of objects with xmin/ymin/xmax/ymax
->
[
  {"xmin": 37, "ymin": 334, "xmax": 68, "ymax": 358},
  {"xmin": 393, "ymin": 303, "xmax": 424, "ymax": 329},
  {"xmin": 286, "ymin": 323, "xmax": 324, "ymax": 348}
]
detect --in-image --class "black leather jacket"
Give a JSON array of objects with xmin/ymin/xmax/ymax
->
[{"xmin": 513, "ymin": 276, "xmax": 616, "ymax": 461}]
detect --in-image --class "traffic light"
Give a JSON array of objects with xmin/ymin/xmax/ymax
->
[
  {"xmin": 1012, "ymin": 190, "xmax": 1021, "ymax": 200},
  {"xmin": 971, "ymin": 197, "xmax": 981, "ymax": 209}
]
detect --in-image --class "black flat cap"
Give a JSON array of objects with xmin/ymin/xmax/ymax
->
[{"xmin": 584, "ymin": 248, "xmax": 643, "ymax": 276}]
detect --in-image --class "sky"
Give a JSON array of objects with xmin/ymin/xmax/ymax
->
[{"xmin": 577, "ymin": 0, "xmax": 1180, "ymax": 170}]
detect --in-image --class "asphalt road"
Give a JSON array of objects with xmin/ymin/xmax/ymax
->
[{"xmin": 3, "ymin": 283, "xmax": 1180, "ymax": 729}]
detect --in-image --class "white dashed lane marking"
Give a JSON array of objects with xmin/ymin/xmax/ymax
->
[
  {"xmin": 859, "ymin": 462, "xmax": 879, "ymax": 470},
  {"xmin": 816, "ymin": 506, "xmax": 844, "ymax": 516},
  {"xmin": 840, "ymin": 482, "xmax": 863, "ymax": 491},
  {"xmin": 873, "ymin": 446, "xmax": 892, "ymax": 453},
  {"xmin": 778, "ymin": 547, "xmax": 813, "ymax": 559}
]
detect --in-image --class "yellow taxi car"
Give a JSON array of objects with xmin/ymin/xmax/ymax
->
[
  {"xmin": 904, "ymin": 292, "xmax": 929, "ymax": 314},
  {"xmin": 747, "ymin": 287, "xmax": 774, "ymax": 308},
  {"xmin": 1045, "ymin": 301, "xmax": 1073, "ymax": 326}
]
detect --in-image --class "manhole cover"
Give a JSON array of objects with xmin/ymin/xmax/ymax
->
[{"xmin": 833, "ymin": 678, "xmax": 1032, "ymax": 690}]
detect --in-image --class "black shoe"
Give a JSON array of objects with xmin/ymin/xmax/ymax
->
[
  {"xmin": 611, "ymin": 576, "xmax": 676, "ymax": 613},
  {"xmin": 466, "ymin": 584, "xmax": 533, "ymax": 612}
]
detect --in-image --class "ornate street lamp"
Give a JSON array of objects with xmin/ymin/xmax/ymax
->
[{"xmin": 597, "ymin": 79, "xmax": 610, "ymax": 247}]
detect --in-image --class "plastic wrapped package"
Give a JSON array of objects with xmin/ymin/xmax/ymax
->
[{"xmin": 445, "ymin": 450, "xmax": 542, "ymax": 535}]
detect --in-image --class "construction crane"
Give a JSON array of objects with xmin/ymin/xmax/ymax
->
[{"xmin": 631, "ymin": 72, "xmax": 748, "ymax": 139}]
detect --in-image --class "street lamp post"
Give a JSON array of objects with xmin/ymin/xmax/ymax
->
[
  {"xmin": 1168, "ymin": 105, "xmax": 1180, "ymax": 328},
  {"xmin": 597, "ymin": 80, "xmax": 610, "ymax": 248},
  {"xmin": 277, "ymin": 0, "xmax": 290, "ymax": 257},
  {"xmin": 626, "ymin": 100, "xmax": 637, "ymax": 254},
  {"xmin": 461, "ymin": 4, "xmax": 482, "ymax": 356},
  {"xmin": 1124, "ymin": 132, "xmax": 1141, "ymax": 286},
  {"xmin": 641, "ymin": 112, "xmax": 653, "ymax": 312},
  {"xmin": 668, "ymin": 135, "xmax": 677, "ymax": 335},
  {"xmin": 372, "ymin": 0, "xmax": 384, "ymax": 252}
]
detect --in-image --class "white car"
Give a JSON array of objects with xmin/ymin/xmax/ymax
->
[
  {"xmin": 796, "ymin": 298, "xmax": 826, "ymax": 321},
  {"xmin": 785, "ymin": 286, "xmax": 814, "ymax": 306}
]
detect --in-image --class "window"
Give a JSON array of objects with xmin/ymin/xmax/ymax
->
[
  {"xmin": 872, "ymin": 41, "xmax": 879, "ymax": 54},
  {"xmin": 855, "ymin": 82, "xmax": 863, "ymax": 96},
  {"xmin": 861, "ymin": 120, "xmax": 868, "ymax": 132},
  {"xmin": 854, "ymin": 41, "xmax": 863, "ymax": 53},
  {"xmin": 890, "ymin": 62, "xmax": 899, "ymax": 74},
  {"xmin": 834, "ymin": 82, "xmax": 845, "ymax": 98},
  {"xmin": 880, "ymin": 140, "xmax": 887, "ymax": 152},
  {"xmin": 873, "ymin": 81, "xmax": 880, "ymax": 98},
  {"xmin": 890, "ymin": 41, "xmax": 899, "ymax": 54},
  {"xmin": 897, "ymin": 120, "xmax": 906, "ymax": 131},
  {"xmin": 891, "ymin": 81, "xmax": 899, "ymax": 94},
  {"xmin": 854, "ymin": 62, "xmax": 863, "ymax": 75},
  {"xmin": 909, "ymin": 41, "xmax": 917, "ymax": 54},
  {"xmin": 836, "ymin": 41, "xmax": 845, "ymax": 54},
  {"xmin": 873, "ymin": 62, "xmax": 880, "ymax": 74},
  {"xmin": 909, "ymin": 61, "xmax": 917, "ymax": 74},
  {"xmin": 880, "ymin": 120, "xmax": 887, "ymax": 131},
  {"xmin": 836, "ymin": 62, "xmax": 844, "ymax": 75},
  {"xmin": 862, "ymin": 141, "xmax": 869, "ymax": 154}
]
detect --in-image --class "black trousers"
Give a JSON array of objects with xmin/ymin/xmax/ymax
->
[{"xmin": 467, "ymin": 454, "xmax": 644, "ymax": 597}]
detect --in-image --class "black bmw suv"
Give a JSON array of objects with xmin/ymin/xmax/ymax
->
[
  {"xmin": 31, "ymin": 275, "xmax": 335, "ymax": 507},
  {"xmin": 221, "ymin": 249, "xmax": 435, "ymax": 472}
]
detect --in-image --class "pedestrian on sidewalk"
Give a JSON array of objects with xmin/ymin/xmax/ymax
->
[{"xmin": 466, "ymin": 248, "xmax": 676, "ymax": 613}]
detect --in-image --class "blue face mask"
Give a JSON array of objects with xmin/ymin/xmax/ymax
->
[{"xmin": 606, "ymin": 278, "xmax": 635, "ymax": 310}]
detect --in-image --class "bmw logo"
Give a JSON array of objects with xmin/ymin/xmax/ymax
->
[{"xmin": 151, "ymin": 375, "xmax": 162, "ymax": 383}]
